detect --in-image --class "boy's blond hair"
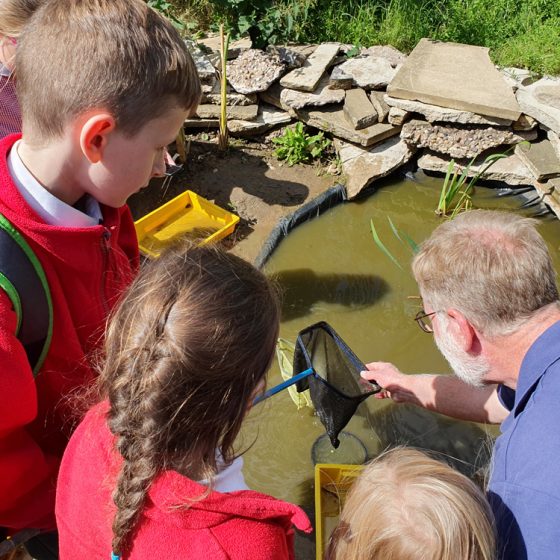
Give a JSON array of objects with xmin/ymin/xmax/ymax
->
[
  {"xmin": 16, "ymin": 0, "xmax": 201, "ymax": 143},
  {"xmin": 0, "ymin": 0, "xmax": 41, "ymax": 37},
  {"xmin": 327, "ymin": 448, "xmax": 496, "ymax": 560}
]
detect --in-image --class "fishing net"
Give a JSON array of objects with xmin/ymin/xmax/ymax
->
[{"xmin": 293, "ymin": 321, "xmax": 381, "ymax": 448}]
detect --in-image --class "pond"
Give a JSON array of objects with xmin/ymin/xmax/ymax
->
[{"xmin": 237, "ymin": 171, "xmax": 560, "ymax": 507}]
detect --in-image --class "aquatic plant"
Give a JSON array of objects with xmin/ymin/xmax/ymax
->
[
  {"xmin": 218, "ymin": 24, "xmax": 229, "ymax": 152},
  {"xmin": 273, "ymin": 122, "xmax": 332, "ymax": 166}
]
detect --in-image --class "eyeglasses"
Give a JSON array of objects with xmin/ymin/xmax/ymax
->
[{"xmin": 414, "ymin": 310, "xmax": 438, "ymax": 333}]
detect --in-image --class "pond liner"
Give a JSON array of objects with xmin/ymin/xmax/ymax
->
[{"xmin": 254, "ymin": 183, "xmax": 347, "ymax": 269}]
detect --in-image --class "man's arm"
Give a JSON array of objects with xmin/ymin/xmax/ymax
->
[
  {"xmin": 0, "ymin": 290, "xmax": 58, "ymax": 530},
  {"xmin": 362, "ymin": 362, "xmax": 508, "ymax": 424}
]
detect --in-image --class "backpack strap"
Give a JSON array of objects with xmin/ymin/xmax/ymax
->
[{"xmin": 0, "ymin": 212, "xmax": 52, "ymax": 376}]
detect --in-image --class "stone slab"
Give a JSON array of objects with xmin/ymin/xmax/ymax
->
[
  {"xmin": 516, "ymin": 78, "xmax": 560, "ymax": 135},
  {"xmin": 343, "ymin": 88, "xmax": 377, "ymax": 130},
  {"xmin": 202, "ymin": 82, "xmax": 257, "ymax": 106},
  {"xmin": 384, "ymin": 95, "xmax": 513, "ymax": 126},
  {"xmin": 197, "ymin": 35, "xmax": 252, "ymax": 59},
  {"xmin": 513, "ymin": 114, "xmax": 538, "ymax": 131},
  {"xmin": 329, "ymin": 64, "xmax": 354, "ymax": 90},
  {"xmin": 228, "ymin": 104, "xmax": 292, "ymax": 136},
  {"xmin": 369, "ymin": 91, "xmax": 390, "ymax": 122},
  {"xmin": 280, "ymin": 75, "xmax": 345, "ymax": 109},
  {"xmin": 387, "ymin": 38, "xmax": 521, "ymax": 120},
  {"xmin": 184, "ymin": 118, "xmax": 220, "ymax": 128},
  {"xmin": 267, "ymin": 45, "xmax": 307, "ymax": 69},
  {"xmin": 401, "ymin": 120, "xmax": 536, "ymax": 159},
  {"xmin": 195, "ymin": 104, "xmax": 259, "ymax": 121},
  {"xmin": 258, "ymin": 82, "xmax": 294, "ymax": 114},
  {"xmin": 534, "ymin": 180, "xmax": 560, "ymax": 220},
  {"xmin": 185, "ymin": 40, "xmax": 217, "ymax": 85},
  {"xmin": 361, "ymin": 45, "xmax": 406, "ymax": 67},
  {"xmin": 418, "ymin": 151, "xmax": 534, "ymax": 186},
  {"xmin": 547, "ymin": 130, "xmax": 560, "ymax": 160},
  {"xmin": 388, "ymin": 107, "xmax": 410, "ymax": 126},
  {"xmin": 515, "ymin": 140, "xmax": 560, "ymax": 181},
  {"xmin": 500, "ymin": 67, "xmax": 535, "ymax": 91},
  {"xmin": 227, "ymin": 49, "xmax": 285, "ymax": 94},
  {"xmin": 280, "ymin": 43, "xmax": 340, "ymax": 92},
  {"xmin": 330, "ymin": 55, "xmax": 397, "ymax": 90},
  {"xmin": 296, "ymin": 106, "xmax": 401, "ymax": 147},
  {"xmin": 335, "ymin": 136, "xmax": 415, "ymax": 198}
]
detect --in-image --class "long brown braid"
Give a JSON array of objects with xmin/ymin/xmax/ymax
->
[{"xmin": 98, "ymin": 243, "xmax": 280, "ymax": 556}]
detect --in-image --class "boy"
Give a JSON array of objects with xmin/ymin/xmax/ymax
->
[{"xmin": 0, "ymin": 0, "xmax": 201, "ymax": 557}]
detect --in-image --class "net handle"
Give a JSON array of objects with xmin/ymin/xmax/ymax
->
[{"xmin": 253, "ymin": 368, "xmax": 314, "ymax": 405}]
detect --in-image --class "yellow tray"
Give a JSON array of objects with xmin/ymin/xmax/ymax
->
[
  {"xmin": 315, "ymin": 463, "xmax": 364, "ymax": 560},
  {"xmin": 134, "ymin": 190, "xmax": 240, "ymax": 258}
]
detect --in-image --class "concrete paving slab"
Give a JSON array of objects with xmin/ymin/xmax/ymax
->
[
  {"xmin": 515, "ymin": 140, "xmax": 560, "ymax": 181},
  {"xmin": 280, "ymin": 43, "xmax": 340, "ymax": 92},
  {"xmin": 343, "ymin": 88, "xmax": 377, "ymax": 129},
  {"xmin": 387, "ymin": 39, "xmax": 521, "ymax": 120},
  {"xmin": 296, "ymin": 106, "xmax": 401, "ymax": 147}
]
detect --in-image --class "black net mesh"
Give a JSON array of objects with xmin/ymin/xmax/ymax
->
[{"xmin": 293, "ymin": 321, "xmax": 381, "ymax": 448}]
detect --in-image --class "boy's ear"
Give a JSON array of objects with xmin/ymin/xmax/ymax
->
[{"xmin": 79, "ymin": 113, "xmax": 116, "ymax": 163}]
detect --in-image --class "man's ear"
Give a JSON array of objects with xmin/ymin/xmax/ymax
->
[
  {"xmin": 446, "ymin": 308, "xmax": 481, "ymax": 354},
  {"xmin": 79, "ymin": 113, "xmax": 116, "ymax": 163}
]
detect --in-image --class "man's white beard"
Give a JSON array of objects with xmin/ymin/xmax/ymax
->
[{"xmin": 434, "ymin": 318, "xmax": 490, "ymax": 387}]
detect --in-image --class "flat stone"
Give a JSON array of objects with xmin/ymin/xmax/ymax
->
[
  {"xmin": 280, "ymin": 43, "xmax": 340, "ymax": 92},
  {"xmin": 227, "ymin": 49, "xmax": 285, "ymax": 94},
  {"xmin": 418, "ymin": 151, "xmax": 534, "ymax": 186},
  {"xmin": 329, "ymin": 64, "xmax": 354, "ymax": 90},
  {"xmin": 184, "ymin": 118, "xmax": 219, "ymax": 128},
  {"xmin": 515, "ymin": 140, "xmax": 560, "ymax": 181},
  {"xmin": 185, "ymin": 40, "xmax": 217, "ymax": 85},
  {"xmin": 335, "ymin": 136, "xmax": 415, "ymax": 198},
  {"xmin": 195, "ymin": 104, "xmax": 259, "ymax": 121},
  {"xmin": 296, "ymin": 106, "xmax": 400, "ymax": 147},
  {"xmin": 500, "ymin": 67, "xmax": 535, "ymax": 91},
  {"xmin": 361, "ymin": 45, "xmax": 406, "ymax": 67},
  {"xmin": 202, "ymin": 82, "xmax": 257, "ymax": 106},
  {"xmin": 513, "ymin": 114, "xmax": 538, "ymax": 131},
  {"xmin": 258, "ymin": 82, "xmax": 294, "ymax": 114},
  {"xmin": 387, "ymin": 38, "xmax": 521, "ymax": 121},
  {"xmin": 384, "ymin": 95, "xmax": 513, "ymax": 126},
  {"xmin": 534, "ymin": 180, "xmax": 560, "ymax": 219},
  {"xmin": 280, "ymin": 75, "xmax": 345, "ymax": 110},
  {"xmin": 369, "ymin": 91, "xmax": 390, "ymax": 122},
  {"xmin": 267, "ymin": 45, "xmax": 307, "ymax": 69},
  {"xmin": 285, "ymin": 44, "xmax": 317, "ymax": 58},
  {"xmin": 516, "ymin": 78, "xmax": 560, "ymax": 135},
  {"xmin": 401, "ymin": 120, "xmax": 536, "ymax": 159},
  {"xmin": 197, "ymin": 35, "xmax": 252, "ymax": 59},
  {"xmin": 547, "ymin": 130, "xmax": 560, "ymax": 160},
  {"xmin": 330, "ymin": 55, "xmax": 397, "ymax": 90},
  {"xmin": 228, "ymin": 104, "xmax": 292, "ymax": 136},
  {"xmin": 388, "ymin": 107, "xmax": 410, "ymax": 126},
  {"xmin": 343, "ymin": 89, "xmax": 377, "ymax": 130}
]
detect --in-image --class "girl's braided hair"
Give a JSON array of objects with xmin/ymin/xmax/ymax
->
[{"xmin": 98, "ymin": 243, "xmax": 280, "ymax": 556}]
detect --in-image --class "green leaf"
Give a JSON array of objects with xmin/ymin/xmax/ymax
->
[{"xmin": 370, "ymin": 219, "xmax": 403, "ymax": 270}]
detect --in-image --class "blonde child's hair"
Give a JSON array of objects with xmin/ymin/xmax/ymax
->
[
  {"xmin": 15, "ymin": 0, "xmax": 201, "ymax": 143},
  {"xmin": 326, "ymin": 448, "xmax": 496, "ymax": 560},
  {"xmin": 0, "ymin": 0, "xmax": 40, "ymax": 37}
]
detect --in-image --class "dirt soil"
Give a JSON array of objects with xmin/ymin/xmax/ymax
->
[{"xmin": 128, "ymin": 132, "xmax": 340, "ymax": 263}]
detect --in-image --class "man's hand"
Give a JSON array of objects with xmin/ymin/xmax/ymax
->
[{"xmin": 361, "ymin": 362, "xmax": 421, "ymax": 405}]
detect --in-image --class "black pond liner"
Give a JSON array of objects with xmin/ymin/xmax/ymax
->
[
  {"xmin": 293, "ymin": 321, "xmax": 381, "ymax": 448},
  {"xmin": 254, "ymin": 183, "xmax": 347, "ymax": 269}
]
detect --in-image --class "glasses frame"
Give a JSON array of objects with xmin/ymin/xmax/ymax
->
[{"xmin": 414, "ymin": 310, "xmax": 437, "ymax": 333}]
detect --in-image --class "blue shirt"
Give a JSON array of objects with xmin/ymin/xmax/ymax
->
[{"xmin": 489, "ymin": 320, "xmax": 560, "ymax": 560}]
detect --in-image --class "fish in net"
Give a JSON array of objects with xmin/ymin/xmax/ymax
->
[{"xmin": 293, "ymin": 321, "xmax": 381, "ymax": 448}]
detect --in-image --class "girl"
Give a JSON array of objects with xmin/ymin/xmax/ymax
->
[
  {"xmin": 326, "ymin": 448, "xmax": 496, "ymax": 560},
  {"xmin": 55, "ymin": 243, "xmax": 311, "ymax": 559},
  {"xmin": 0, "ymin": 0, "xmax": 40, "ymax": 137}
]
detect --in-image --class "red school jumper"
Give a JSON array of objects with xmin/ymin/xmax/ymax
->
[
  {"xmin": 56, "ymin": 402, "xmax": 312, "ymax": 559},
  {"xmin": 0, "ymin": 134, "xmax": 139, "ymax": 531}
]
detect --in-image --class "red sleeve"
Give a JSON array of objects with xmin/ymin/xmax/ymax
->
[
  {"xmin": 0, "ymin": 290, "xmax": 58, "ymax": 531},
  {"xmin": 118, "ymin": 205, "xmax": 140, "ymax": 273}
]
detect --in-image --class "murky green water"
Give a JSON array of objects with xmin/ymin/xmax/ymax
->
[{"xmin": 237, "ymin": 171, "xmax": 560, "ymax": 506}]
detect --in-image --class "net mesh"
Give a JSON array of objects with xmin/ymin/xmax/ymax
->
[
  {"xmin": 0, "ymin": 74, "xmax": 21, "ymax": 138},
  {"xmin": 293, "ymin": 321, "xmax": 380, "ymax": 448}
]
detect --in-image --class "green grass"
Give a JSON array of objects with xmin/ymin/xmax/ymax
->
[{"xmin": 162, "ymin": 0, "xmax": 560, "ymax": 75}]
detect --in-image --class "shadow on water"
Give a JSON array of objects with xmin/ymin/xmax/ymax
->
[{"xmin": 270, "ymin": 269, "xmax": 390, "ymax": 321}]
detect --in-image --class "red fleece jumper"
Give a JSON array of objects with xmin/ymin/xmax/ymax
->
[
  {"xmin": 56, "ymin": 402, "xmax": 312, "ymax": 559},
  {"xmin": 0, "ymin": 134, "xmax": 139, "ymax": 531}
]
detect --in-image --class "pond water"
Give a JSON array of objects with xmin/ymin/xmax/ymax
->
[{"xmin": 237, "ymin": 171, "xmax": 560, "ymax": 506}]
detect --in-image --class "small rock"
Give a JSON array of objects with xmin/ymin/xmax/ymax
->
[
  {"xmin": 280, "ymin": 75, "xmax": 345, "ymax": 110},
  {"xmin": 369, "ymin": 91, "xmax": 390, "ymax": 123},
  {"xmin": 197, "ymin": 34, "xmax": 252, "ymax": 60},
  {"xmin": 343, "ymin": 88, "xmax": 378, "ymax": 130},
  {"xmin": 227, "ymin": 49, "xmax": 285, "ymax": 94},
  {"xmin": 513, "ymin": 114, "xmax": 538, "ymax": 131},
  {"xmin": 515, "ymin": 140, "xmax": 560, "ymax": 181},
  {"xmin": 329, "ymin": 65, "xmax": 354, "ymax": 90},
  {"xmin": 330, "ymin": 55, "xmax": 397, "ymax": 90},
  {"xmin": 361, "ymin": 45, "xmax": 407, "ymax": 67},
  {"xmin": 228, "ymin": 104, "xmax": 292, "ymax": 137},
  {"xmin": 267, "ymin": 45, "xmax": 307, "ymax": 69},
  {"xmin": 500, "ymin": 67, "xmax": 535, "ymax": 91},
  {"xmin": 516, "ymin": 77, "xmax": 560, "ymax": 135},
  {"xmin": 185, "ymin": 39, "xmax": 217, "ymax": 85},
  {"xmin": 388, "ymin": 107, "xmax": 410, "ymax": 126},
  {"xmin": 202, "ymin": 82, "xmax": 257, "ymax": 106}
]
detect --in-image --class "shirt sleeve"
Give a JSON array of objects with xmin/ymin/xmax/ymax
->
[{"xmin": 0, "ymin": 289, "xmax": 58, "ymax": 530}]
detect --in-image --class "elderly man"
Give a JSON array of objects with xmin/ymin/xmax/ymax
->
[{"xmin": 362, "ymin": 209, "xmax": 560, "ymax": 560}]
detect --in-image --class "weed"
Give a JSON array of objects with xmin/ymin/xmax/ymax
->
[
  {"xmin": 147, "ymin": 0, "xmax": 189, "ymax": 30},
  {"xmin": 272, "ymin": 122, "xmax": 331, "ymax": 166}
]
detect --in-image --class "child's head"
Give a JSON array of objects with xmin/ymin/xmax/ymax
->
[
  {"xmin": 99, "ymin": 242, "xmax": 280, "ymax": 556},
  {"xmin": 15, "ymin": 0, "xmax": 201, "ymax": 206},
  {"xmin": 327, "ymin": 448, "xmax": 496, "ymax": 560},
  {"xmin": 0, "ymin": 0, "xmax": 40, "ymax": 70}
]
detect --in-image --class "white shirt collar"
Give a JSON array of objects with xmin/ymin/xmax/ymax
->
[
  {"xmin": 7, "ymin": 140, "xmax": 103, "ymax": 227},
  {"xmin": 0, "ymin": 64, "xmax": 11, "ymax": 78}
]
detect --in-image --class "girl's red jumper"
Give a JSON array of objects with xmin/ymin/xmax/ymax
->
[
  {"xmin": 0, "ymin": 134, "xmax": 139, "ymax": 531},
  {"xmin": 56, "ymin": 402, "xmax": 312, "ymax": 559}
]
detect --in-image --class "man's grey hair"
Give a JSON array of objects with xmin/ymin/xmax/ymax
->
[{"xmin": 412, "ymin": 210, "xmax": 559, "ymax": 337}]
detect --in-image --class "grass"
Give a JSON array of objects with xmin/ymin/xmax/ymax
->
[{"xmin": 163, "ymin": 0, "xmax": 560, "ymax": 75}]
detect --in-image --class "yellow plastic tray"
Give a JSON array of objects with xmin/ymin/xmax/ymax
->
[
  {"xmin": 134, "ymin": 190, "xmax": 240, "ymax": 258},
  {"xmin": 315, "ymin": 463, "xmax": 364, "ymax": 560}
]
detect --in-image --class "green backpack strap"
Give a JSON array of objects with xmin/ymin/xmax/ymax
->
[{"xmin": 0, "ymin": 212, "xmax": 53, "ymax": 376}]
